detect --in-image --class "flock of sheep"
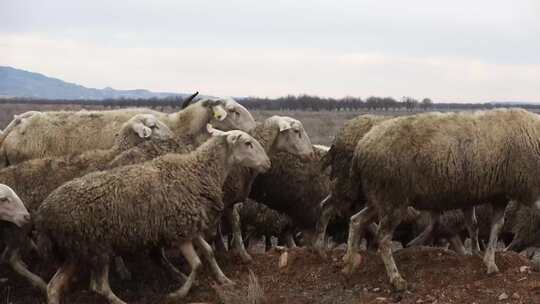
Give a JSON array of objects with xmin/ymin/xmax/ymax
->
[{"xmin": 0, "ymin": 96, "xmax": 540, "ymax": 303}]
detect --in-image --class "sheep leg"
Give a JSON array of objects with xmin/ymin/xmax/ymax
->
[
  {"xmin": 483, "ymin": 204, "xmax": 505, "ymax": 274},
  {"xmin": 227, "ymin": 205, "xmax": 252, "ymax": 263},
  {"xmin": 265, "ymin": 235, "xmax": 272, "ymax": 251},
  {"xmin": 214, "ymin": 223, "xmax": 228, "ymax": 252},
  {"xmin": 463, "ymin": 207, "xmax": 481, "ymax": 255},
  {"xmin": 343, "ymin": 206, "xmax": 377, "ymax": 270},
  {"xmin": 377, "ymin": 208, "xmax": 407, "ymax": 292},
  {"xmin": 4, "ymin": 245, "xmax": 47, "ymax": 294},
  {"xmin": 151, "ymin": 247, "xmax": 188, "ymax": 283},
  {"xmin": 448, "ymin": 235, "xmax": 467, "ymax": 255},
  {"xmin": 90, "ymin": 258, "xmax": 126, "ymax": 304},
  {"xmin": 407, "ymin": 211, "xmax": 439, "ymax": 247},
  {"xmin": 314, "ymin": 202, "xmax": 334, "ymax": 257},
  {"xmin": 195, "ymin": 236, "xmax": 234, "ymax": 285},
  {"xmin": 166, "ymin": 241, "xmax": 201, "ymax": 300},
  {"xmin": 113, "ymin": 256, "xmax": 132, "ymax": 280},
  {"xmin": 285, "ymin": 232, "xmax": 297, "ymax": 248},
  {"xmin": 47, "ymin": 260, "xmax": 78, "ymax": 304}
]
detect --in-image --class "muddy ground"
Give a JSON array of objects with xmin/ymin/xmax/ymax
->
[{"xmin": 1, "ymin": 247, "xmax": 539, "ymax": 303}]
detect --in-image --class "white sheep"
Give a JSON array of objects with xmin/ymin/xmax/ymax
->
[{"xmin": 0, "ymin": 97, "xmax": 255, "ymax": 166}]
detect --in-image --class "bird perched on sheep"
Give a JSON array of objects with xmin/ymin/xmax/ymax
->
[
  {"xmin": 314, "ymin": 115, "xmax": 389, "ymax": 255},
  {"xmin": 218, "ymin": 116, "xmax": 314, "ymax": 262},
  {"xmin": 0, "ymin": 95, "xmax": 255, "ymax": 166},
  {"xmin": 35, "ymin": 125, "xmax": 271, "ymax": 304},
  {"xmin": 344, "ymin": 108, "xmax": 540, "ymax": 291}
]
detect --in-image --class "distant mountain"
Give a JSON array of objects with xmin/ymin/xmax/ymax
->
[{"xmin": 0, "ymin": 66, "xmax": 188, "ymax": 100}]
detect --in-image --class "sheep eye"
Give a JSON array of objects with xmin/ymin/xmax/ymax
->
[{"xmin": 245, "ymin": 142, "xmax": 253, "ymax": 148}]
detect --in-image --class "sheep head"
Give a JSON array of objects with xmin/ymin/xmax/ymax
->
[
  {"xmin": 209, "ymin": 97, "xmax": 256, "ymax": 132},
  {"xmin": 0, "ymin": 184, "xmax": 31, "ymax": 228},
  {"xmin": 129, "ymin": 114, "xmax": 173, "ymax": 140},
  {"xmin": 268, "ymin": 116, "xmax": 314, "ymax": 160},
  {"xmin": 207, "ymin": 124, "xmax": 271, "ymax": 172}
]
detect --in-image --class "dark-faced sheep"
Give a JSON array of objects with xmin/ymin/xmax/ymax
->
[
  {"xmin": 345, "ymin": 109, "xmax": 540, "ymax": 291},
  {"xmin": 248, "ymin": 144, "xmax": 331, "ymax": 249},
  {"xmin": 218, "ymin": 116, "xmax": 314, "ymax": 262},
  {"xmin": 235, "ymin": 199, "xmax": 296, "ymax": 251},
  {"xmin": 0, "ymin": 97, "xmax": 255, "ymax": 166},
  {"xmin": 314, "ymin": 115, "xmax": 390, "ymax": 254},
  {"xmin": 35, "ymin": 126, "xmax": 271, "ymax": 304}
]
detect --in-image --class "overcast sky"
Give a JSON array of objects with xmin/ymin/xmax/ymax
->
[{"xmin": 1, "ymin": 0, "xmax": 539, "ymax": 101}]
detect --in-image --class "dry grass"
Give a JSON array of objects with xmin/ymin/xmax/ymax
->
[
  {"xmin": 0, "ymin": 103, "xmax": 495, "ymax": 146},
  {"xmin": 212, "ymin": 270, "xmax": 266, "ymax": 304}
]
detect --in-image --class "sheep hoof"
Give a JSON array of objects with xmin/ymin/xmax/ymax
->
[
  {"xmin": 219, "ymin": 277, "xmax": 235, "ymax": 286},
  {"xmin": 486, "ymin": 263, "xmax": 500, "ymax": 275},
  {"xmin": 165, "ymin": 290, "xmax": 188, "ymax": 302},
  {"xmin": 236, "ymin": 252, "xmax": 253, "ymax": 264},
  {"xmin": 391, "ymin": 276, "xmax": 408, "ymax": 292}
]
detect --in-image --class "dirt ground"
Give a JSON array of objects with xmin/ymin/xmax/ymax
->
[{"xmin": 1, "ymin": 247, "xmax": 539, "ymax": 304}]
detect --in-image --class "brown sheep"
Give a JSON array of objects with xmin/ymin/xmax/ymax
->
[
  {"xmin": 314, "ymin": 115, "xmax": 389, "ymax": 255},
  {"xmin": 219, "ymin": 116, "xmax": 314, "ymax": 262},
  {"xmin": 248, "ymin": 145, "xmax": 331, "ymax": 248}
]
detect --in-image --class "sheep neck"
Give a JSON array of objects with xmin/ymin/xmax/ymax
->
[
  {"xmin": 169, "ymin": 102, "xmax": 212, "ymax": 137},
  {"xmin": 159, "ymin": 136, "xmax": 232, "ymax": 188},
  {"xmin": 249, "ymin": 121, "xmax": 280, "ymax": 154}
]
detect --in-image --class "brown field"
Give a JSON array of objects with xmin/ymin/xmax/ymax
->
[{"xmin": 1, "ymin": 247, "xmax": 540, "ymax": 303}]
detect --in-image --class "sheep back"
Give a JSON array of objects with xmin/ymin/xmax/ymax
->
[
  {"xmin": 36, "ymin": 152, "xmax": 225, "ymax": 260},
  {"xmin": 250, "ymin": 147, "xmax": 330, "ymax": 229},
  {"xmin": 355, "ymin": 109, "xmax": 540, "ymax": 211}
]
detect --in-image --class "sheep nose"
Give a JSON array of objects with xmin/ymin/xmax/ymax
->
[{"xmin": 23, "ymin": 213, "xmax": 31, "ymax": 222}]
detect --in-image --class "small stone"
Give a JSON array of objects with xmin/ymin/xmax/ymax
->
[
  {"xmin": 519, "ymin": 266, "xmax": 530, "ymax": 273},
  {"xmin": 416, "ymin": 299, "xmax": 424, "ymax": 303},
  {"xmin": 425, "ymin": 295, "xmax": 436, "ymax": 301},
  {"xmin": 512, "ymin": 292, "xmax": 520, "ymax": 299},
  {"xmin": 498, "ymin": 292, "xmax": 508, "ymax": 301},
  {"xmin": 363, "ymin": 287, "xmax": 369, "ymax": 292},
  {"xmin": 375, "ymin": 297, "xmax": 387, "ymax": 302},
  {"xmin": 279, "ymin": 251, "xmax": 288, "ymax": 269},
  {"xmin": 373, "ymin": 287, "xmax": 381, "ymax": 292}
]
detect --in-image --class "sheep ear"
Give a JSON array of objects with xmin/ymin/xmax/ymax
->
[
  {"xmin": 132, "ymin": 123, "xmax": 152, "ymax": 138},
  {"xmin": 277, "ymin": 118, "xmax": 292, "ymax": 132},
  {"xmin": 212, "ymin": 105, "xmax": 227, "ymax": 121},
  {"xmin": 226, "ymin": 133, "xmax": 241, "ymax": 145}
]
